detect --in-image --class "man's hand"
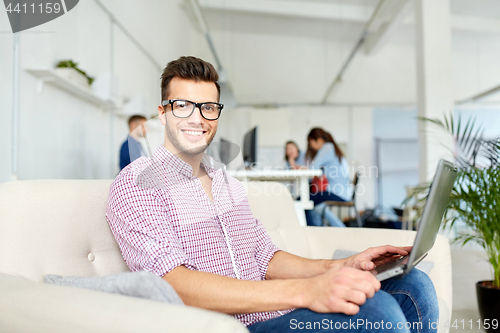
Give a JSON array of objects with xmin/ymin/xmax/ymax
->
[
  {"xmin": 344, "ymin": 245, "xmax": 412, "ymax": 271},
  {"xmin": 301, "ymin": 266, "xmax": 381, "ymax": 315},
  {"xmin": 162, "ymin": 248, "xmax": 409, "ymax": 316},
  {"xmin": 164, "ymin": 263, "xmax": 378, "ymax": 315}
]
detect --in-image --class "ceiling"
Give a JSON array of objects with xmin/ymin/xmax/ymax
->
[{"xmin": 192, "ymin": 0, "xmax": 500, "ymax": 106}]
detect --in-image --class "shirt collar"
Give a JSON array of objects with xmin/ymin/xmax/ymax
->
[{"xmin": 153, "ymin": 146, "xmax": 223, "ymax": 179}]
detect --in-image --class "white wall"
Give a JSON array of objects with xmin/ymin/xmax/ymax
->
[
  {"xmin": 0, "ymin": 22, "xmax": 13, "ymax": 183},
  {"xmin": 205, "ymin": 8, "xmax": 500, "ymax": 105},
  {"xmin": 207, "ymin": 4, "xmax": 500, "ymax": 214},
  {"xmin": 0, "ymin": 0, "xmax": 205, "ymax": 182},
  {"xmin": 205, "ymin": 9, "xmax": 417, "ymax": 105},
  {"xmin": 2, "ymin": 0, "xmax": 500, "ymax": 191},
  {"xmin": 217, "ymin": 105, "xmax": 376, "ymax": 210},
  {"xmin": 453, "ymin": 31, "xmax": 500, "ymax": 102},
  {"xmin": 454, "ymin": 107, "xmax": 500, "ymax": 139},
  {"xmin": 373, "ymin": 108, "xmax": 419, "ymax": 209}
]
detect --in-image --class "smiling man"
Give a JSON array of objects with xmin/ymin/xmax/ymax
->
[{"xmin": 106, "ymin": 56, "xmax": 439, "ymax": 333}]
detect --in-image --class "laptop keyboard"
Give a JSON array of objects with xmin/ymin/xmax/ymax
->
[{"xmin": 372, "ymin": 255, "xmax": 409, "ymax": 275}]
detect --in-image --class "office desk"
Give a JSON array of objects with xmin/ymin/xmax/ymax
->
[{"xmin": 227, "ymin": 169, "xmax": 322, "ymax": 226}]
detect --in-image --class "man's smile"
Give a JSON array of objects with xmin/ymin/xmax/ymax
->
[
  {"xmin": 180, "ymin": 128, "xmax": 208, "ymax": 142},
  {"xmin": 181, "ymin": 129, "xmax": 205, "ymax": 136}
]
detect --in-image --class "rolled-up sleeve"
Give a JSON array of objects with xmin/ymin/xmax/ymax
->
[
  {"xmin": 253, "ymin": 218, "xmax": 281, "ymax": 280},
  {"xmin": 106, "ymin": 171, "xmax": 197, "ymax": 277}
]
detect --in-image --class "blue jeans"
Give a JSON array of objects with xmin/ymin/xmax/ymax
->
[
  {"xmin": 310, "ymin": 191, "xmax": 346, "ymax": 206},
  {"xmin": 247, "ymin": 269, "xmax": 439, "ymax": 333},
  {"xmin": 306, "ymin": 203, "xmax": 345, "ymax": 227},
  {"xmin": 306, "ymin": 191, "xmax": 347, "ymax": 227}
]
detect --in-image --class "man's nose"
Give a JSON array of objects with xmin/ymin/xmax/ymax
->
[{"xmin": 187, "ymin": 106, "xmax": 204, "ymax": 124}]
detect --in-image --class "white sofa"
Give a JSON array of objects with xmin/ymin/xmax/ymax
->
[{"xmin": 0, "ymin": 180, "xmax": 452, "ymax": 332}]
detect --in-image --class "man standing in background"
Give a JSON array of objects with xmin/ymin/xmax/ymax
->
[{"xmin": 119, "ymin": 115, "xmax": 147, "ymax": 170}]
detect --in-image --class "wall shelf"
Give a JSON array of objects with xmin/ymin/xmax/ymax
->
[{"xmin": 26, "ymin": 68, "xmax": 117, "ymax": 109}]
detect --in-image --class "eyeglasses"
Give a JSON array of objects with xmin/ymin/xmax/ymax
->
[{"xmin": 162, "ymin": 99, "xmax": 224, "ymax": 120}]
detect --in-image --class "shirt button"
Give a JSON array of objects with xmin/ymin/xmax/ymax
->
[{"xmin": 88, "ymin": 253, "xmax": 96, "ymax": 262}]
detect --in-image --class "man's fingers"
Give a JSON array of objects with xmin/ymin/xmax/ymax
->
[
  {"xmin": 373, "ymin": 255, "xmax": 404, "ymax": 265},
  {"xmin": 357, "ymin": 260, "xmax": 374, "ymax": 270},
  {"xmin": 311, "ymin": 268, "xmax": 382, "ymax": 315},
  {"xmin": 331, "ymin": 298, "xmax": 360, "ymax": 316},
  {"xmin": 338, "ymin": 266, "xmax": 375, "ymax": 280},
  {"xmin": 337, "ymin": 267, "xmax": 381, "ymax": 292},
  {"xmin": 364, "ymin": 261, "xmax": 374, "ymax": 270},
  {"xmin": 352, "ymin": 279, "xmax": 379, "ymax": 298},
  {"xmin": 383, "ymin": 245, "xmax": 411, "ymax": 255},
  {"xmin": 342, "ymin": 289, "xmax": 367, "ymax": 306},
  {"xmin": 369, "ymin": 245, "xmax": 410, "ymax": 257}
]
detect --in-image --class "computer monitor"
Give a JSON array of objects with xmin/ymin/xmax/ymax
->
[{"xmin": 243, "ymin": 126, "xmax": 258, "ymax": 168}]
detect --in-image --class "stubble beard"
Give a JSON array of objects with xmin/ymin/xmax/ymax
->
[{"xmin": 165, "ymin": 123, "xmax": 215, "ymax": 156}]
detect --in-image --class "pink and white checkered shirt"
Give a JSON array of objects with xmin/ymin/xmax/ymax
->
[{"xmin": 106, "ymin": 145, "xmax": 291, "ymax": 326}]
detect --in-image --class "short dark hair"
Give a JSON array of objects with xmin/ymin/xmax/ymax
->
[
  {"xmin": 128, "ymin": 115, "xmax": 147, "ymax": 127},
  {"xmin": 160, "ymin": 56, "xmax": 220, "ymax": 102}
]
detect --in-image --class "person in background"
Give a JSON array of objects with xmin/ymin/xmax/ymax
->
[
  {"xmin": 119, "ymin": 115, "xmax": 147, "ymax": 170},
  {"xmin": 305, "ymin": 128, "xmax": 351, "ymax": 227},
  {"xmin": 284, "ymin": 141, "xmax": 305, "ymax": 169}
]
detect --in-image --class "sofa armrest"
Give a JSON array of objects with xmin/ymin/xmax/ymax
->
[{"xmin": 0, "ymin": 272, "xmax": 248, "ymax": 333}]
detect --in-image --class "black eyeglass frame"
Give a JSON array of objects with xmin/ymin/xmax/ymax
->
[{"xmin": 161, "ymin": 99, "xmax": 224, "ymax": 120}]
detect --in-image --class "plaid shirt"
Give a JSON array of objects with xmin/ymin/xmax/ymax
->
[{"xmin": 106, "ymin": 146, "xmax": 290, "ymax": 326}]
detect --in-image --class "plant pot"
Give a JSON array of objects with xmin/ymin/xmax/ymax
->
[
  {"xmin": 55, "ymin": 67, "xmax": 90, "ymax": 88},
  {"xmin": 476, "ymin": 281, "xmax": 500, "ymax": 332}
]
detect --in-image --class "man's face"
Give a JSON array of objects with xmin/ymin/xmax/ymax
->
[
  {"xmin": 130, "ymin": 119, "xmax": 147, "ymax": 138},
  {"xmin": 158, "ymin": 77, "xmax": 219, "ymax": 156}
]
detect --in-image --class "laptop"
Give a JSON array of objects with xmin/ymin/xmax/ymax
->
[{"xmin": 373, "ymin": 159, "xmax": 458, "ymax": 282}]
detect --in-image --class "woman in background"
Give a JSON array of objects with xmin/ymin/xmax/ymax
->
[
  {"xmin": 305, "ymin": 128, "xmax": 351, "ymax": 227},
  {"xmin": 284, "ymin": 141, "xmax": 305, "ymax": 169},
  {"xmin": 283, "ymin": 141, "xmax": 306, "ymax": 200}
]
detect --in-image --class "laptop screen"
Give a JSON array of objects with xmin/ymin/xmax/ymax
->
[{"xmin": 407, "ymin": 160, "xmax": 457, "ymax": 270}]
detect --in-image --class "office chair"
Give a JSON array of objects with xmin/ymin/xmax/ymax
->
[{"xmin": 324, "ymin": 172, "xmax": 363, "ymax": 227}]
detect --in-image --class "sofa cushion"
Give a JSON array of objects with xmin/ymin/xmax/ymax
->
[{"xmin": 45, "ymin": 271, "xmax": 184, "ymax": 305}]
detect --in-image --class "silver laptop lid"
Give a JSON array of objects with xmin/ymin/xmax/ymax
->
[{"xmin": 406, "ymin": 159, "xmax": 457, "ymax": 272}]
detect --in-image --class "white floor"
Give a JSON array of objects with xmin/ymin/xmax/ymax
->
[{"xmin": 450, "ymin": 245, "xmax": 492, "ymax": 333}]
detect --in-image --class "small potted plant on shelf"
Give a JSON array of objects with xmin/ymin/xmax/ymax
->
[
  {"xmin": 405, "ymin": 113, "xmax": 500, "ymax": 331},
  {"xmin": 55, "ymin": 60, "xmax": 94, "ymax": 88}
]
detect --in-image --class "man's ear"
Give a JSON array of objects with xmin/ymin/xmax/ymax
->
[{"xmin": 158, "ymin": 105, "xmax": 166, "ymax": 125}]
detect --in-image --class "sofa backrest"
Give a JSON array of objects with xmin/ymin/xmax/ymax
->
[
  {"xmin": 243, "ymin": 181, "xmax": 312, "ymax": 258},
  {"xmin": 0, "ymin": 180, "xmax": 128, "ymax": 282},
  {"xmin": 0, "ymin": 180, "xmax": 305, "ymax": 282}
]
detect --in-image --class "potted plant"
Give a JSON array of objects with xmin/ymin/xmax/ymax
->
[
  {"xmin": 405, "ymin": 113, "xmax": 500, "ymax": 331},
  {"xmin": 55, "ymin": 60, "xmax": 94, "ymax": 88}
]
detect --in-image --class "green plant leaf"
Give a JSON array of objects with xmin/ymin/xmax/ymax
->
[
  {"xmin": 405, "ymin": 112, "xmax": 500, "ymax": 285},
  {"xmin": 55, "ymin": 59, "xmax": 93, "ymax": 86}
]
